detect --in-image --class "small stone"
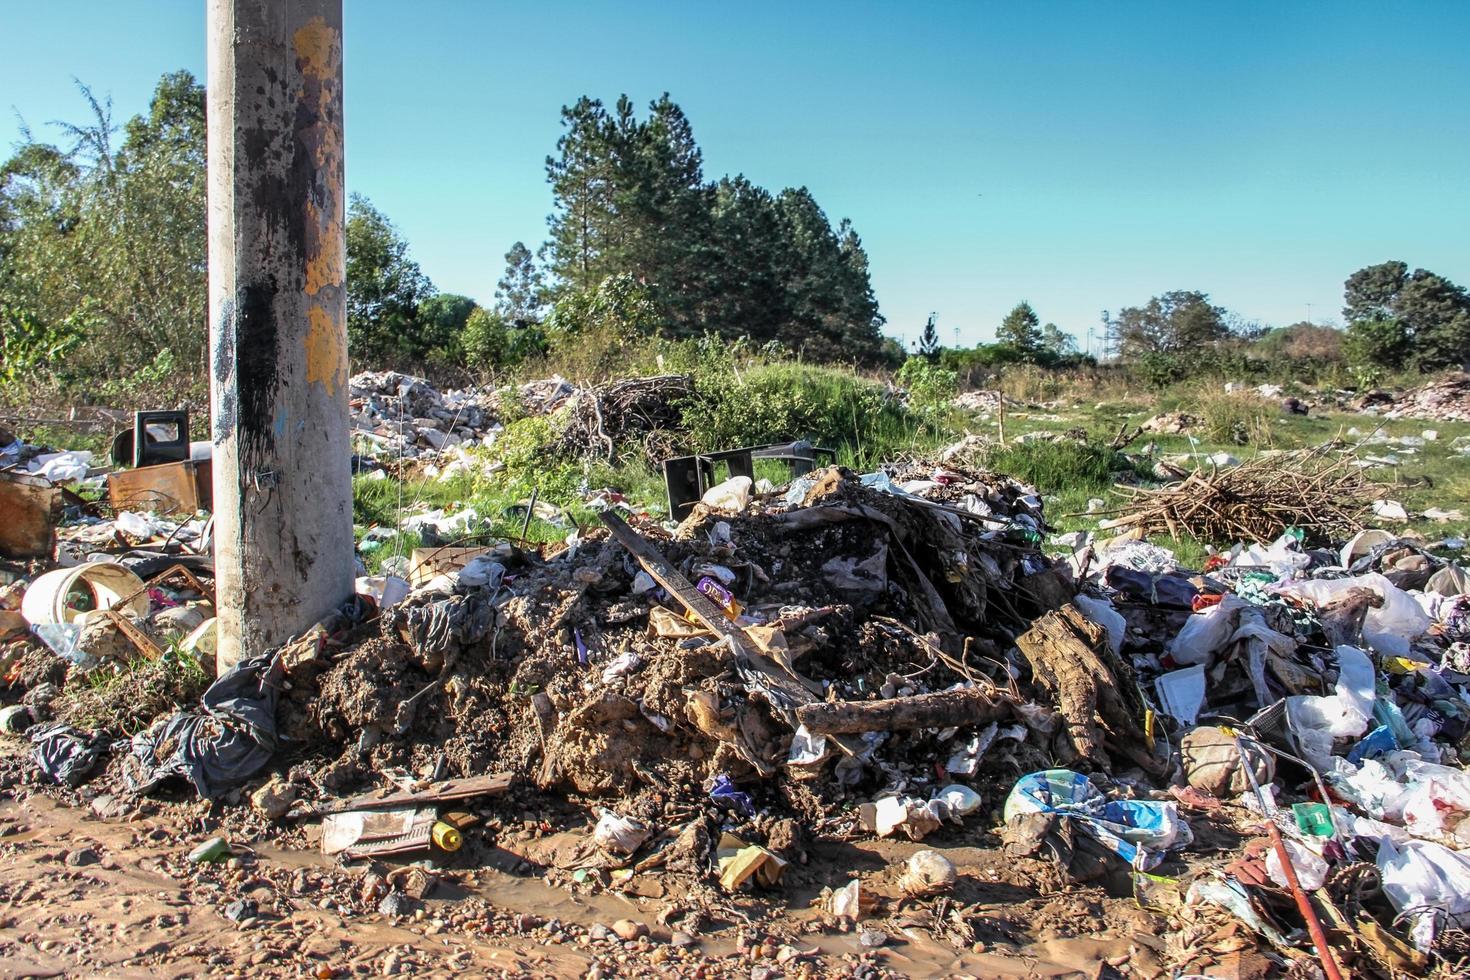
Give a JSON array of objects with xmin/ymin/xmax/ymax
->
[
  {"xmin": 858, "ymin": 928, "xmax": 887, "ymax": 948},
  {"xmin": 611, "ymin": 919, "xmax": 647, "ymax": 941},
  {"xmin": 377, "ymin": 892, "xmax": 416, "ymax": 917},
  {"xmin": 223, "ymin": 899, "xmax": 258, "ymax": 924},
  {"xmin": 250, "ymin": 777, "xmax": 296, "ymax": 820},
  {"xmin": 589, "ymin": 923, "xmax": 612, "ymax": 942},
  {"xmin": 401, "ymin": 867, "xmax": 435, "ymax": 900},
  {"xmin": 65, "ymin": 847, "xmax": 99, "ymax": 867},
  {"xmin": 381, "ymin": 951, "xmax": 403, "ymax": 976},
  {"xmin": 669, "ymin": 931, "xmax": 695, "ymax": 948}
]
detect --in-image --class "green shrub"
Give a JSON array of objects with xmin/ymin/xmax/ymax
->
[
  {"xmin": 1344, "ymin": 317, "xmax": 1410, "ymax": 375},
  {"xmin": 896, "ymin": 357, "xmax": 958, "ymax": 412},
  {"xmin": 1193, "ymin": 389, "xmax": 1274, "ymax": 446},
  {"xmin": 680, "ymin": 362, "xmax": 919, "ymax": 467}
]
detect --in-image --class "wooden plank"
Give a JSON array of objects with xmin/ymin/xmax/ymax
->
[
  {"xmin": 319, "ymin": 772, "xmax": 513, "ymax": 815},
  {"xmin": 0, "ymin": 476, "xmax": 59, "ymax": 560}
]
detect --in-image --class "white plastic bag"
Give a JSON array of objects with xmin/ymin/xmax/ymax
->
[
  {"xmin": 701, "ymin": 475, "xmax": 752, "ymax": 512},
  {"xmin": 1401, "ymin": 760, "xmax": 1470, "ymax": 847},
  {"xmin": 1265, "ymin": 837, "xmax": 1329, "ymax": 891},
  {"xmin": 1074, "ymin": 594, "xmax": 1126, "ymax": 658},
  {"xmin": 1285, "ymin": 645, "xmax": 1375, "ymax": 768},
  {"xmin": 1167, "ymin": 595, "xmax": 1249, "ymax": 666},
  {"xmin": 1377, "ymin": 837, "xmax": 1470, "ymax": 951},
  {"xmin": 1273, "ymin": 574, "xmax": 1430, "ymax": 657}
]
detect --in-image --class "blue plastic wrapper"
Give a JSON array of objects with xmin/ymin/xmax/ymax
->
[
  {"xmin": 1347, "ymin": 724, "xmax": 1399, "ymax": 765},
  {"xmin": 1004, "ymin": 769, "xmax": 1189, "ymax": 871},
  {"xmin": 709, "ymin": 773, "xmax": 755, "ymax": 816}
]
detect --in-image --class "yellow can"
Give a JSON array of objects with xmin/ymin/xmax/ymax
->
[{"xmin": 432, "ymin": 820, "xmax": 462, "ymax": 852}]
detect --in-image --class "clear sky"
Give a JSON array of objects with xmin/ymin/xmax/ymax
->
[{"xmin": 3, "ymin": 1, "xmax": 1467, "ymax": 352}]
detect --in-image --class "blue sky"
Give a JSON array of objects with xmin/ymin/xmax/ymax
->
[{"xmin": 3, "ymin": 1, "xmax": 1467, "ymax": 352}]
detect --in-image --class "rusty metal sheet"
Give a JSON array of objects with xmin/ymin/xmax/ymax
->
[
  {"xmin": 107, "ymin": 460, "xmax": 213, "ymax": 515},
  {"xmin": 0, "ymin": 474, "xmax": 60, "ymax": 559}
]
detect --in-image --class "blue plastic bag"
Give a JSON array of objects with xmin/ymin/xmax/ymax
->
[{"xmin": 1004, "ymin": 769, "xmax": 1189, "ymax": 870}]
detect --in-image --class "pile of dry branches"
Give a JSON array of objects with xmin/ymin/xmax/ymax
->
[
  {"xmin": 558, "ymin": 374, "xmax": 693, "ymax": 463},
  {"xmin": 1102, "ymin": 445, "xmax": 1370, "ymax": 544}
]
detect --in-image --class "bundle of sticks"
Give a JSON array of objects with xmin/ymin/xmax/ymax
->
[
  {"xmin": 558, "ymin": 374, "xmax": 694, "ymax": 462},
  {"xmin": 1102, "ymin": 445, "xmax": 1369, "ymax": 544}
]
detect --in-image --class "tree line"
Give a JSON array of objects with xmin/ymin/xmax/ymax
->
[
  {"xmin": 2, "ymin": 70, "xmax": 1466, "ymax": 402},
  {"xmin": 0, "ymin": 72, "xmax": 895, "ymax": 396}
]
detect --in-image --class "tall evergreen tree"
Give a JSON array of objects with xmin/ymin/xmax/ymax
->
[
  {"xmin": 494, "ymin": 241, "xmax": 546, "ymax": 329},
  {"xmin": 541, "ymin": 94, "xmax": 889, "ymax": 361},
  {"xmin": 544, "ymin": 98, "xmax": 618, "ymax": 294},
  {"xmin": 997, "ymin": 301, "xmax": 1043, "ymax": 355},
  {"xmin": 916, "ymin": 313, "xmax": 940, "ymax": 359},
  {"xmin": 708, "ymin": 175, "xmax": 787, "ymax": 341}
]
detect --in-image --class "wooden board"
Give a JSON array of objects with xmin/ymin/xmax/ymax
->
[
  {"xmin": 0, "ymin": 475, "xmax": 59, "ymax": 560},
  {"xmin": 107, "ymin": 459, "xmax": 212, "ymax": 515},
  {"xmin": 319, "ymin": 772, "xmax": 513, "ymax": 815}
]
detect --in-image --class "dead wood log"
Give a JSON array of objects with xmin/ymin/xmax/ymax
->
[
  {"xmin": 1016, "ymin": 603, "xmax": 1166, "ymax": 776},
  {"xmin": 795, "ymin": 686, "xmax": 1015, "ymax": 735}
]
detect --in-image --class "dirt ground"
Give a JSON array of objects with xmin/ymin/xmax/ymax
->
[{"xmin": 0, "ymin": 790, "xmax": 1179, "ymax": 980}]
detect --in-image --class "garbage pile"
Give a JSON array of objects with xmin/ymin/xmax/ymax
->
[
  {"xmin": 3, "ymin": 426, "xmax": 1470, "ymax": 974},
  {"xmin": 349, "ymin": 371, "xmax": 504, "ymax": 459},
  {"xmin": 1053, "ymin": 522, "xmax": 1470, "ymax": 972},
  {"xmin": 279, "ymin": 463, "xmax": 1062, "ymax": 819},
  {"xmin": 950, "ymin": 389, "xmax": 1010, "ymax": 414},
  {"xmin": 1377, "ymin": 373, "xmax": 1470, "ymax": 425}
]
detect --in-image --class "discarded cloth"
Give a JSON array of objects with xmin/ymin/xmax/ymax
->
[
  {"xmin": 30, "ymin": 723, "xmax": 108, "ymax": 787},
  {"xmin": 124, "ymin": 652, "xmax": 280, "ymax": 798}
]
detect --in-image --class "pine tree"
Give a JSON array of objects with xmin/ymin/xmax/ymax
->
[
  {"xmin": 545, "ymin": 98, "xmax": 617, "ymax": 294},
  {"xmin": 835, "ymin": 218, "xmax": 885, "ymax": 360},
  {"xmin": 997, "ymin": 301, "xmax": 1043, "ymax": 355},
  {"xmin": 916, "ymin": 314, "xmax": 940, "ymax": 359},
  {"xmin": 494, "ymin": 242, "xmax": 546, "ymax": 329},
  {"xmin": 708, "ymin": 175, "xmax": 787, "ymax": 341}
]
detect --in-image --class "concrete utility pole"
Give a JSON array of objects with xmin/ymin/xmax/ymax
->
[{"xmin": 207, "ymin": 0, "xmax": 353, "ymax": 673}]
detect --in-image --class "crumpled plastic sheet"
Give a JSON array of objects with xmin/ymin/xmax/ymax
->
[
  {"xmin": 124, "ymin": 651, "xmax": 280, "ymax": 798},
  {"xmin": 709, "ymin": 773, "xmax": 756, "ymax": 816},
  {"xmin": 1003, "ymin": 769, "xmax": 1189, "ymax": 871},
  {"xmin": 1286, "ymin": 644, "xmax": 1376, "ymax": 769},
  {"xmin": 30, "ymin": 723, "xmax": 109, "ymax": 787}
]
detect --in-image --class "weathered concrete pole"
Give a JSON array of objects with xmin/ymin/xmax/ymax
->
[{"xmin": 206, "ymin": 0, "xmax": 353, "ymax": 674}]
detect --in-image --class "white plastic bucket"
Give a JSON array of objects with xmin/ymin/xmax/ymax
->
[{"xmin": 20, "ymin": 561, "xmax": 149, "ymax": 628}]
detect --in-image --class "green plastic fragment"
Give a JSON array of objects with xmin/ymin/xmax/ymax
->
[
  {"xmin": 1292, "ymin": 802, "xmax": 1333, "ymax": 837},
  {"xmin": 188, "ymin": 836, "xmax": 230, "ymax": 863}
]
